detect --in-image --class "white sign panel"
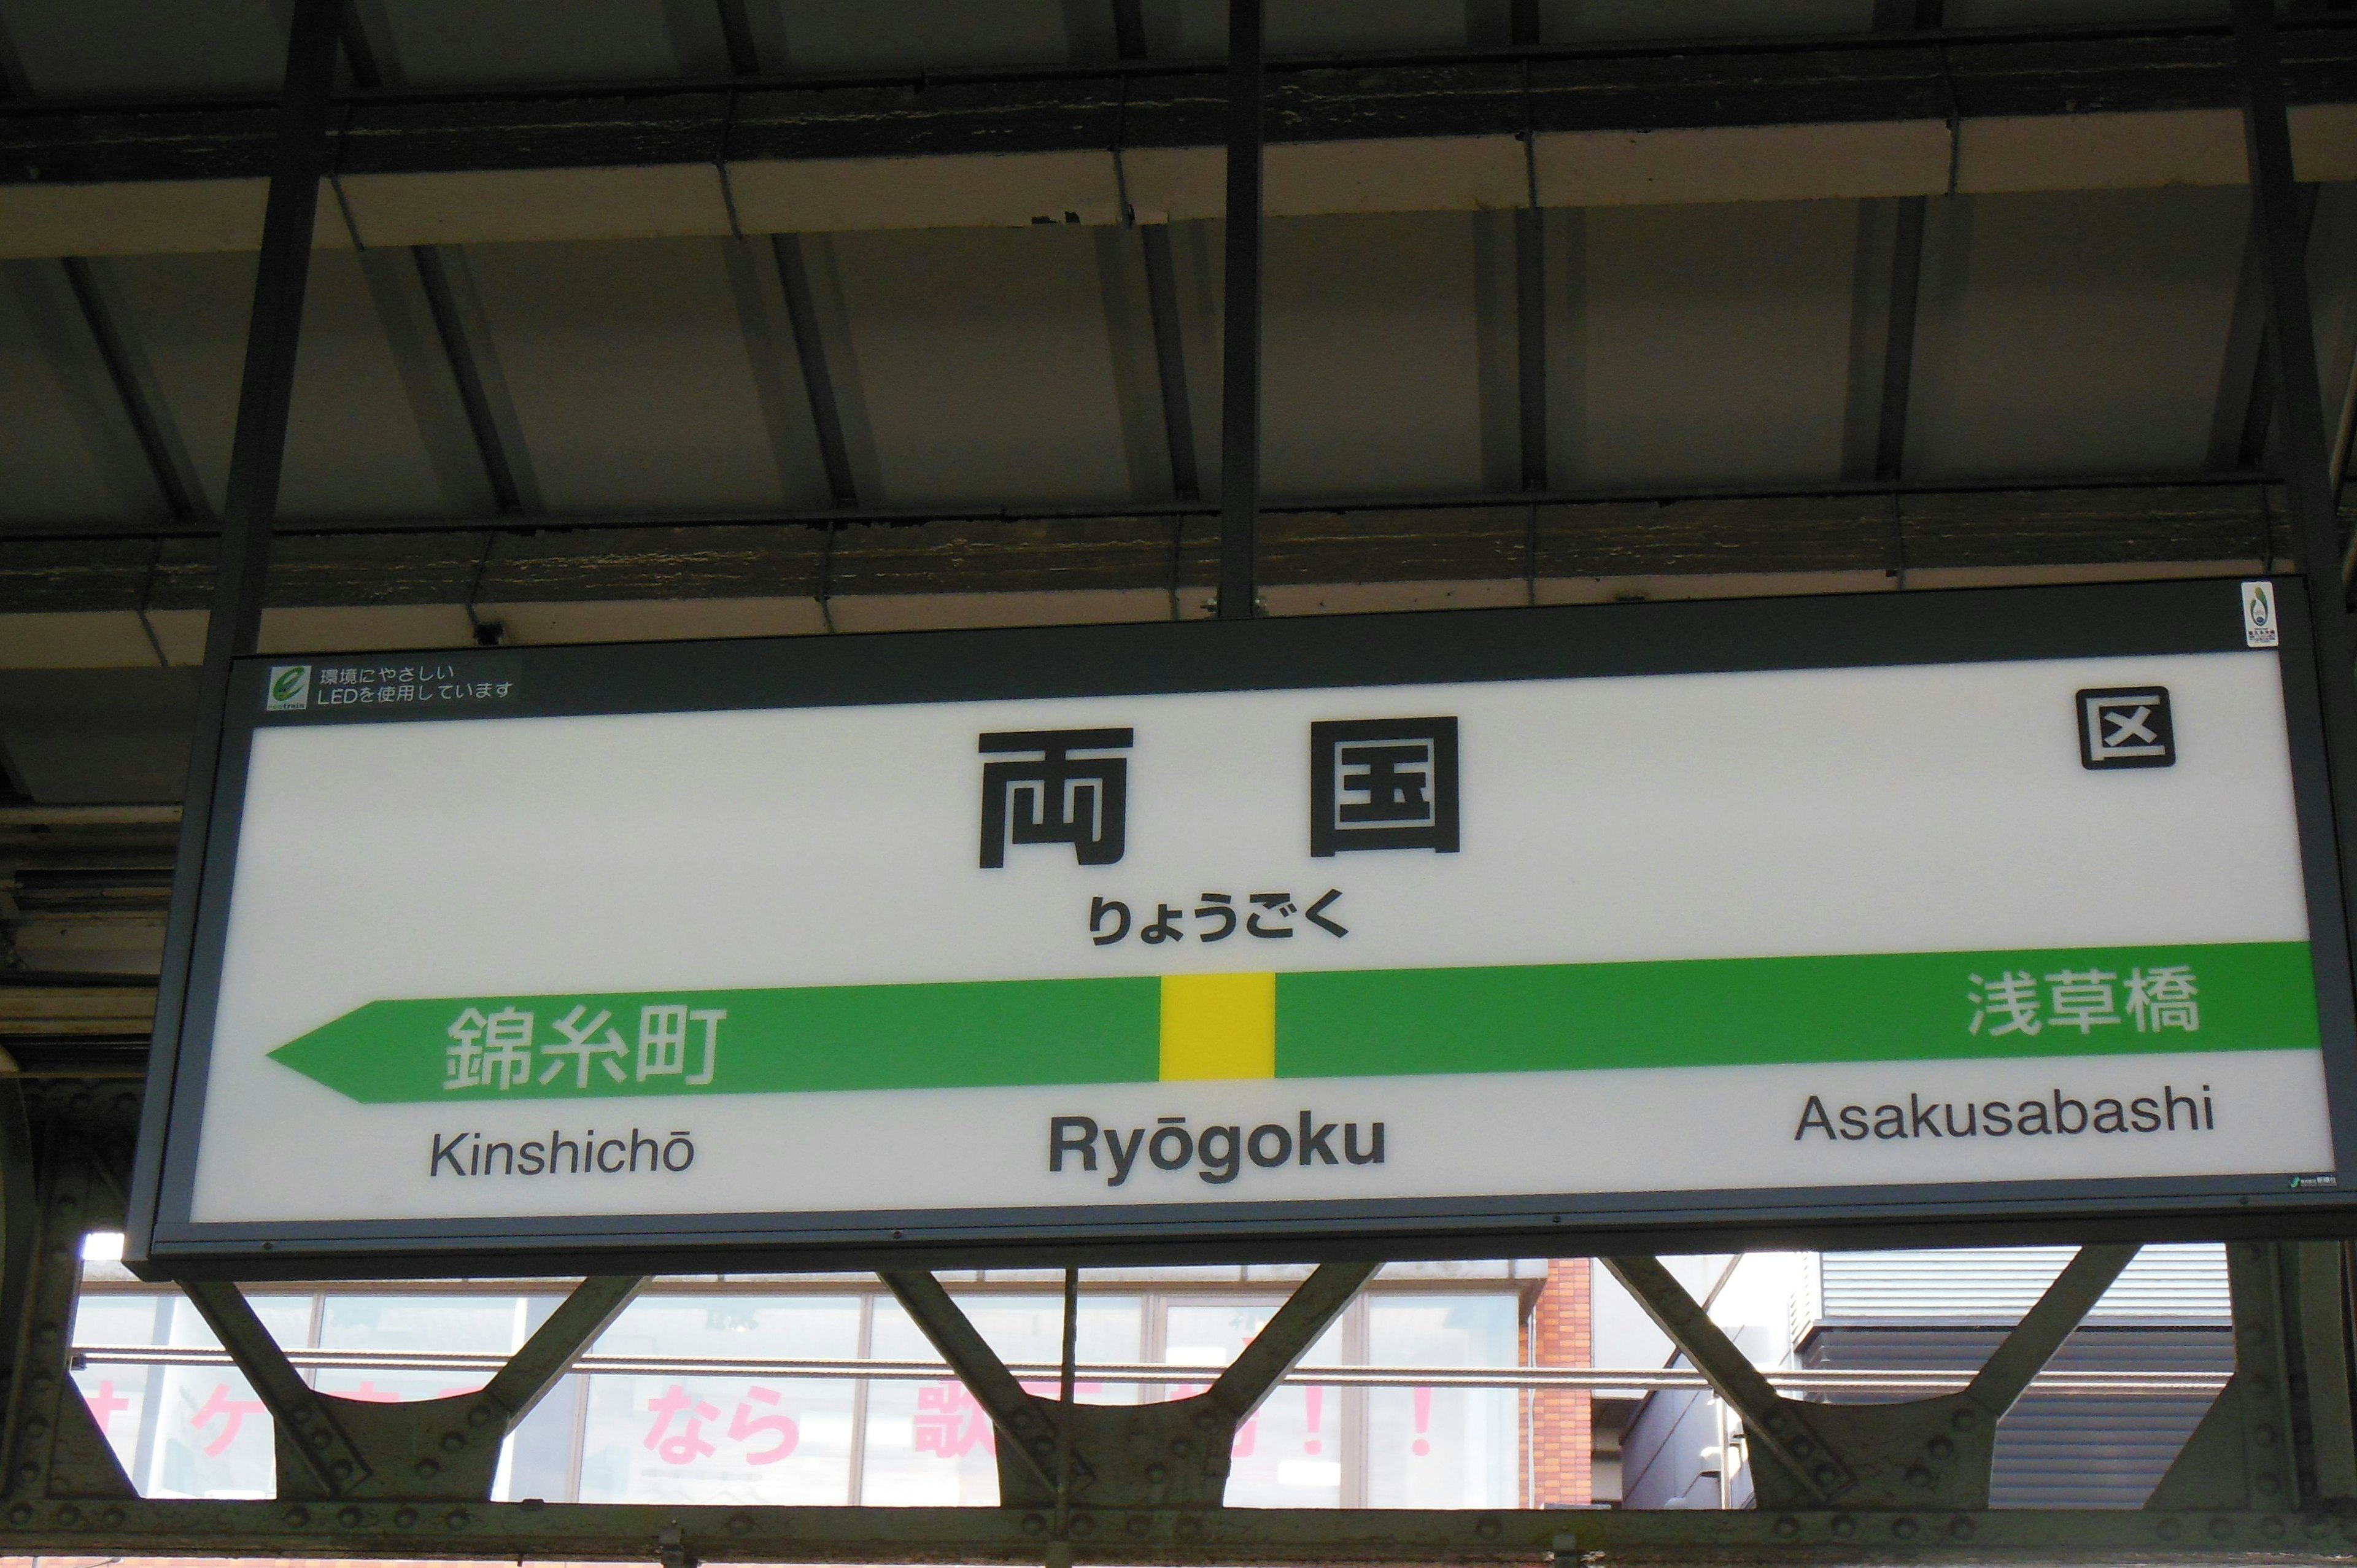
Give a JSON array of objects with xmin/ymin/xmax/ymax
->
[{"xmin": 130, "ymin": 582, "xmax": 2357, "ymax": 1270}]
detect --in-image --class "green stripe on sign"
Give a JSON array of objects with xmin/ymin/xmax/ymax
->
[
  {"xmin": 266, "ymin": 942, "xmax": 2315, "ymax": 1105},
  {"xmin": 1275, "ymin": 943, "xmax": 2318, "ymax": 1079},
  {"xmin": 269, "ymin": 978, "xmax": 1161, "ymax": 1105}
]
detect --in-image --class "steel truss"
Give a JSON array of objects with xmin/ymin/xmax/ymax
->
[
  {"xmin": 7, "ymin": 0, "xmax": 2349, "ymax": 1559},
  {"xmin": 7, "ymin": 1083, "xmax": 2357, "ymax": 1563}
]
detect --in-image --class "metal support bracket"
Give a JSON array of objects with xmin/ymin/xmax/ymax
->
[
  {"xmin": 881, "ymin": 1262, "xmax": 1373, "ymax": 1513},
  {"xmin": 0, "ymin": 1088, "xmax": 135, "ymax": 1506},
  {"xmin": 1608, "ymin": 1245, "xmax": 2136, "ymax": 1510},
  {"xmin": 184, "ymin": 1275, "xmax": 642, "ymax": 1502},
  {"xmin": 2149, "ymin": 1241, "xmax": 2312, "ymax": 1513}
]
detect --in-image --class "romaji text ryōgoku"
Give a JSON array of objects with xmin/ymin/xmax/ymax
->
[{"xmin": 443, "ymin": 1002, "xmax": 723, "ymax": 1092}]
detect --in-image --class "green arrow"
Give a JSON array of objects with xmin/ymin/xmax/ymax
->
[
  {"xmin": 266, "ymin": 943, "xmax": 2320, "ymax": 1106},
  {"xmin": 269, "ymin": 978, "xmax": 1161, "ymax": 1104}
]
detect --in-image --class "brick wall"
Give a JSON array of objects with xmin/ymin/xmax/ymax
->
[{"xmin": 1522, "ymin": 1256, "xmax": 1592, "ymax": 1507}]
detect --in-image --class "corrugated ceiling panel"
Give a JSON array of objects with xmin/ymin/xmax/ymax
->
[
  {"xmin": 1535, "ymin": 0, "xmax": 1873, "ymax": 41},
  {"xmin": 0, "ymin": 261, "xmax": 167, "ymax": 523},
  {"xmin": 1562, "ymin": 200, "xmax": 1858, "ymax": 489},
  {"xmin": 827, "ymin": 225, "xmax": 1148, "ymax": 509},
  {"xmin": 1816, "ymin": 1244, "xmax": 2230, "ymax": 1325},
  {"xmin": 1144, "ymin": 0, "xmax": 1476, "ymax": 58},
  {"xmin": 0, "ymin": 670, "xmax": 197, "ymax": 803},
  {"xmin": 1906, "ymin": 187, "xmax": 2249, "ymax": 483},
  {"xmin": 459, "ymin": 236, "xmax": 830, "ymax": 514},
  {"xmin": 1261, "ymin": 211, "xmax": 1502, "ymax": 500},
  {"xmin": 2309, "ymin": 186, "xmax": 2357, "ymax": 433},
  {"xmin": 280, "ymin": 250, "xmax": 494, "ymax": 521},
  {"xmin": 1946, "ymin": 0, "xmax": 2224, "ymax": 24},
  {"xmin": 95, "ymin": 253, "xmax": 254, "ymax": 522},
  {"xmin": 0, "ymin": 0, "xmax": 285, "ymax": 98},
  {"xmin": 86, "ymin": 250, "xmax": 474, "ymax": 526},
  {"xmin": 364, "ymin": 0, "xmax": 727, "ymax": 86},
  {"xmin": 759, "ymin": 0, "xmax": 1084, "ymax": 72}
]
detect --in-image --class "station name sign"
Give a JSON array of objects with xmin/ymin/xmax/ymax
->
[{"xmin": 128, "ymin": 579, "xmax": 2357, "ymax": 1273}]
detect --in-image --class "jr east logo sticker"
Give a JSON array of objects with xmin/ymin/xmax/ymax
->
[{"xmin": 265, "ymin": 665, "xmax": 311, "ymax": 711}]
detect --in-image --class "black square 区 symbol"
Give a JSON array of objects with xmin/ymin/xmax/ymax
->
[{"xmin": 2077, "ymin": 687, "xmax": 2174, "ymax": 770}]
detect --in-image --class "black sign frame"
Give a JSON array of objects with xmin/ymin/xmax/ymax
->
[{"xmin": 126, "ymin": 578, "xmax": 2357, "ymax": 1280}]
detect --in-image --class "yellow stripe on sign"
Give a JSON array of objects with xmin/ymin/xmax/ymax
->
[{"xmin": 1159, "ymin": 973, "xmax": 1277, "ymax": 1081}]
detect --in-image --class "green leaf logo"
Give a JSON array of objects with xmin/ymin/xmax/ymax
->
[{"xmin": 265, "ymin": 665, "xmax": 311, "ymax": 711}]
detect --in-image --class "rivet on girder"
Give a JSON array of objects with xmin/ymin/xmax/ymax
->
[
  {"xmin": 446, "ymin": 1508, "xmax": 470, "ymax": 1530},
  {"xmin": 1892, "ymin": 1516, "xmax": 1918, "ymax": 1540},
  {"xmin": 395, "ymin": 1507, "xmax": 419, "ymax": 1528},
  {"xmin": 440, "ymin": 1431, "xmax": 466, "ymax": 1452},
  {"xmin": 1829, "ymin": 1515, "xmax": 1856, "ymax": 1539},
  {"xmin": 1771, "ymin": 1516, "xmax": 1798, "ymax": 1539}
]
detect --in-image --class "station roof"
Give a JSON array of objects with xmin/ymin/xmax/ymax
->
[{"xmin": 0, "ymin": 0, "xmax": 2353, "ymax": 1023}]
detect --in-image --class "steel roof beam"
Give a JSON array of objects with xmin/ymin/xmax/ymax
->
[
  {"xmin": 125, "ymin": 0, "xmax": 344, "ymax": 1270},
  {"xmin": 1862, "ymin": 0, "xmax": 1943, "ymax": 487},
  {"xmin": 0, "ymin": 25, "xmax": 2348, "ymax": 227},
  {"xmin": 1217, "ymin": 0, "xmax": 1263, "ymax": 621},
  {"xmin": 0, "ymin": 18, "xmax": 203, "ymax": 529}
]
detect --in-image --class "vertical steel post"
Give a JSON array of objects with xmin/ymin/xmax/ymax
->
[
  {"xmin": 1511, "ymin": 1, "xmax": 1546, "ymax": 493},
  {"xmin": 124, "ymin": 0, "xmax": 343, "ymax": 1259},
  {"xmin": 1049, "ymin": 1265, "xmax": 1080, "ymax": 1568},
  {"xmin": 2234, "ymin": 0, "xmax": 2357, "ymax": 1030},
  {"xmin": 1217, "ymin": 0, "xmax": 1264, "ymax": 621}
]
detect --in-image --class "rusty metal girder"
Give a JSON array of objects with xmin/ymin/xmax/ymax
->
[{"xmin": 0, "ymin": 1085, "xmax": 2351, "ymax": 1561}]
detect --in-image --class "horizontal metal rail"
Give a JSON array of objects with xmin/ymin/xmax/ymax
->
[
  {"xmin": 2, "ymin": 20, "xmax": 2348, "ymax": 189},
  {"xmin": 0, "ymin": 469, "xmax": 2308, "ymax": 544},
  {"xmin": 68, "ymin": 1343, "xmax": 2228, "ymax": 1396}
]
